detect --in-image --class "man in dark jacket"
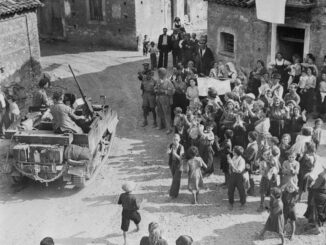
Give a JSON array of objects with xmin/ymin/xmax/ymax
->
[
  {"xmin": 196, "ymin": 40, "xmax": 215, "ymax": 77},
  {"xmin": 171, "ymin": 29, "xmax": 182, "ymax": 67},
  {"xmin": 158, "ymin": 28, "xmax": 172, "ymax": 68}
]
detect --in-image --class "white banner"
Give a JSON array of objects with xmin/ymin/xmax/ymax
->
[
  {"xmin": 256, "ymin": 0, "xmax": 287, "ymax": 24},
  {"xmin": 197, "ymin": 77, "xmax": 231, "ymax": 97}
]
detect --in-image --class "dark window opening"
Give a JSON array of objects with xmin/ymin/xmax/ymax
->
[
  {"xmin": 89, "ymin": 0, "xmax": 103, "ymax": 21},
  {"xmin": 220, "ymin": 32, "xmax": 234, "ymax": 54}
]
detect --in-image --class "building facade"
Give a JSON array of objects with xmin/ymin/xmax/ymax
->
[
  {"xmin": 38, "ymin": 0, "xmax": 207, "ymax": 50},
  {"xmin": 0, "ymin": 0, "xmax": 42, "ymax": 86},
  {"xmin": 206, "ymin": 0, "xmax": 326, "ymax": 71}
]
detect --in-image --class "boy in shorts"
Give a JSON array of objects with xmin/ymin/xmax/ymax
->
[{"xmin": 118, "ymin": 181, "xmax": 141, "ymax": 245}]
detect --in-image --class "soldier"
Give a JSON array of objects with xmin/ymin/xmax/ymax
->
[
  {"xmin": 139, "ymin": 63, "xmax": 157, "ymax": 127},
  {"xmin": 138, "ymin": 63, "xmax": 152, "ymax": 94},
  {"xmin": 155, "ymin": 68, "xmax": 175, "ymax": 134}
]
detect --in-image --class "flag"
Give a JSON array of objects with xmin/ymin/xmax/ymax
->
[{"xmin": 256, "ymin": 0, "xmax": 287, "ymax": 24}]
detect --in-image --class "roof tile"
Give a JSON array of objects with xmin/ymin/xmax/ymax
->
[{"xmin": 0, "ymin": 0, "xmax": 42, "ymax": 17}]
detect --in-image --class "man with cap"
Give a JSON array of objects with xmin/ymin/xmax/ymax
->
[
  {"xmin": 139, "ymin": 64, "xmax": 157, "ymax": 127},
  {"xmin": 158, "ymin": 28, "xmax": 172, "ymax": 68},
  {"xmin": 195, "ymin": 40, "xmax": 214, "ymax": 77},
  {"xmin": 154, "ymin": 68, "xmax": 175, "ymax": 134},
  {"xmin": 138, "ymin": 63, "xmax": 153, "ymax": 93},
  {"xmin": 271, "ymin": 73, "xmax": 284, "ymax": 98}
]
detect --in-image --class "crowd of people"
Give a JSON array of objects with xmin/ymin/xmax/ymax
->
[{"xmin": 136, "ymin": 18, "xmax": 326, "ymax": 245}]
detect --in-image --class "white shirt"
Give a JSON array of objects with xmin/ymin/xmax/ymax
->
[
  {"xmin": 200, "ymin": 48, "xmax": 206, "ymax": 57},
  {"xmin": 230, "ymin": 156, "xmax": 245, "ymax": 173},
  {"xmin": 162, "ymin": 35, "xmax": 168, "ymax": 45}
]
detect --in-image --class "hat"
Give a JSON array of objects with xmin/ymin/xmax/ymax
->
[
  {"xmin": 176, "ymin": 235, "xmax": 194, "ymax": 245},
  {"xmin": 207, "ymin": 87, "xmax": 218, "ymax": 98},
  {"xmin": 244, "ymin": 93, "xmax": 255, "ymax": 100},
  {"xmin": 122, "ymin": 181, "xmax": 135, "ymax": 192},
  {"xmin": 142, "ymin": 63, "xmax": 150, "ymax": 66}
]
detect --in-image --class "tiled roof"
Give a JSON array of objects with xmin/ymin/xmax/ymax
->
[
  {"xmin": 0, "ymin": 0, "xmax": 42, "ymax": 17},
  {"xmin": 204, "ymin": 0, "xmax": 255, "ymax": 8}
]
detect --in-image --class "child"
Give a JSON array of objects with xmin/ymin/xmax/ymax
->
[
  {"xmin": 148, "ymin": 42, "xmax": 158, "ymax": 70},
  {"xmin": 282, "ymin": 180, "xmax": 299, "ymax": 240},
  {"xmin": 227, "ymin": 146, "xmax": 247, "ymax": 210},
  {"xmin": 173, "ymin": 107, "xmax": 184, "ymax": 132},
  {"xmin": 186, "ymin": 79, "xmax": 199, "ymax": 109},
  {"xmin": 186, "ymin": 146, "xmax": 207, "ymax": 204},
  {"xmin": 259, "ymin": 187, "xmax": 285, "ymax": 245},
  {"xmin": 279, "ymin": 134, "xmax": 291, "ymax": 165},
  {"xmin": 219, "ymin": 129, "xmax": 234, "ymax": 187},
  {"xmin": 176, "ymin": 235, "xmax": 193, "ymax": 245},
  {"xmin": 312, "ymin": 118, "xmax": 323, "ymax": 150},
  {"xmin": 258, "ymin": 74, "xmax": 270, "ymax": 98},
  {"xmin": 281, "ymin": 151, "xmax": 300, "ymax": 187},
  {"xmin": 7, "ymin": 96, "xmax": 20, "ymax": 124},
  {"xmin": 118, "ymin": 182, "xmax": 141, "ymax": 245},
  {"xmin": 232, "ymin": 79, "xmax": 242, "ymax": 97},
  {"xmin": 198, "ymin": 120, "xmax": 215, "ymax": 176},
  {"xmin": 143, "ymin": 35, "xmax": 150, "ymax": 56},
  {"xmin": 167, "ymin": 134, "xmax": 184, "ymax": 198},
  {"xmin": 257, "ymin": 148, "xmax": 278, "ymax": 212}
]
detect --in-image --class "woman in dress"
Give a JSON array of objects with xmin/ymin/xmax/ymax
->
[
  {"xmin": 301, "ymin": 67, "xmax": 316, "ymax": 114},
  {"xmin": 198, "ymin": 120, "xmax": 215, "ymax": 176},
  {"xmin": 167, "ymin": 134, "xmax": 184, "ymax": 198},
  {"xmin": 186, "ymin": 146, "xmax": 207, "ymax": 204},
  {"xmin": 304, "ymin": 165, "xmax": 326, "ymax": 234},
  {"xmin": 269, "ymin": 52, "xmax": 291, "ymax": 93},
  {"xmin": 268, "ymin": 97, "xmax": 288, "ymax": 139},
  {"xmin": 287, "ymin": 105, "xmax": 306, "ymax": 143},
  {"xmin": 259, "ymin": 187, "xmax": 285, "ymax": 245},
  {"xmin": 298, "ymin": 142, "xmax": 316, "ymax": 202},
  {"xmin": 171, "ymin": 69, "xmax": 188, "ymax": 113},
  {"xmin": 186, "ymin": 78, "xmax": 199, "ymax": 109},
  {"xmin": 248, "ymin": 60, "xmax": 268, "ymax": 97}
]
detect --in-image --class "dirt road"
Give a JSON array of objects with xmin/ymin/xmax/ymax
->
[{"xmin": 0, "ymin": 44, "xmax": 325, "ymax": 245}]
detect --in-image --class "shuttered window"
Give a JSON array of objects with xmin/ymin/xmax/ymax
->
[
  {"xmin": 89, "ymin": 0, "xmax": 103, "ymax": 21},
  {"xmin": 220, "ymin": 32, "xmax": 234, "ymax": 54}
]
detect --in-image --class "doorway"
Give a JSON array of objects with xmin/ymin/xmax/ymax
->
[{"xmin": 277, "ymin": 26, "xmax": 305, "ymax": 61}]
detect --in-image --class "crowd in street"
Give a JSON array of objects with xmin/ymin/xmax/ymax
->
[{"xmin": 132, "ymin": 17, "xmax": 326, "ymax": 245}]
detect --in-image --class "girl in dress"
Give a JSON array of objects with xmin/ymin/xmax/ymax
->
[
  {"xmin": 312, "ymin": 118, "xmax": 323, "ymax": 150},
  {"xmin": 287, "ymin": 105, "xmax": 306, "ymax": 143},
  {"xmin": 259, "ymin": 187, "xmax": 285, "ymax": 245},
  {"xmin": 282, "ymin": 151, "xmax": 300, "ymax": 186},
  {"xmin": 301, "ymin": 67, "xmax": 316, "ymax": 114},
  {"xmin": 198, "ymin": 120, "xmax": 215, "ymax": 176},
  {"xmin": 186, "ymin": 79, "xmax": 199, "ymax": 109},
  {"xmin": 186, "ymin": 146, "xmax": 207, "ymax": 204}
]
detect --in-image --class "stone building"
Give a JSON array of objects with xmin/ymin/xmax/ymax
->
[
  {"xmin": 38, "ymin": 0, "xmax": 207, "ymax": 50},
  {"xmin": 205, "ymin": 0, "xmax": 326, "ymax": 71},
  {"xmin": 0, "ymin": 0, "xmax": 42, "ymax": 86}
]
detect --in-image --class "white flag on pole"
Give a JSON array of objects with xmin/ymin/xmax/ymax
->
[{"xmin": 256, "ymin": 0, "xmax": 287, "ymax": 24}]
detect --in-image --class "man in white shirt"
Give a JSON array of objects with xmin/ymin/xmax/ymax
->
[{"xmin": 0, "ymin": 90, "xmax": 6, "ymax": 137}]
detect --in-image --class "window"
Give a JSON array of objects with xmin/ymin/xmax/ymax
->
[
  {"xmin": 89, "ymin": 0, "xmax": 103, "ymax": 21},
  {"xmin": 220, "ymin": 32, "xmax": 234, "ymax": 54}
]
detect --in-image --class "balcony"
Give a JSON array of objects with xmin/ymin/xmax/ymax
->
[{"xmin": 286, "ymin": 0, "xmax": 316, "ymax": 9}]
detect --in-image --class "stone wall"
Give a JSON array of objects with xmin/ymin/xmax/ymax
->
[
  {"xmin": 207, "ymin": 3, "xmax": 270, "ymax": 71},
  {"xmin": 135, "ymin": 0, "xmax": 172, "ymax": 48},
  {"xmin": 65, "ymin": 0, "xmax": 138, "ymax": 50},
  {"xmin": 0, "ymin": 11, "xmax": 41, "ymax": 87}
]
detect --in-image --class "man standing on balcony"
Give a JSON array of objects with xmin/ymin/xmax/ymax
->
[{"xmin": 158, "ymin": 28, "xmax": 172, "ymax": 68}]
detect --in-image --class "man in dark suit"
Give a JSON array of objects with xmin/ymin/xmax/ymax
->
[
  {"xmin": 196, "ymin": 40, "xmax": 215, "ymax": 77},
  {"xmin": 243, "ymin": 131, "xmax": 259, "ymax": 196},
  {"xmin": 171, "ymin": 29, "xmax": 182, "ymax": 67},
  {"xmin": 158, "ymin": 28, "xmax": 172, "ymax": 68}
]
